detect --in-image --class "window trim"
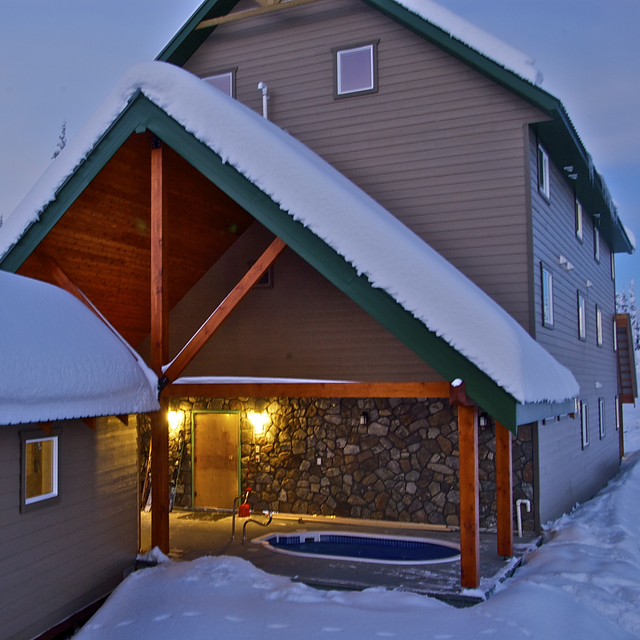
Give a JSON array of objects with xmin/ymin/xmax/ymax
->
[
  {"xmin": 541, "ymin": 263, "xmax": 554, "ymax": 328},
  {"xmin": 615, "ymin": 396, "xmax": 620, "ymax": 431},
  {"xmin": 581, "ymin": 401, "xmax": 589, "ymax": 449},
  {"xmin": 594, "ymin": 226, "xmax": 601, "ymax": 263},
  {"xmin": 538, "ymin": 144, "xmax": 550, "ymax": 201},
  {"xmin": 333, "ymin": 41, "xmax": 379, "ymax": 98},
  {"xmin": 611, "ymin": 252, "xmax": 616, "ymax": 281},
  {"xmin": 598, "ymin": 398, "xmax": 606, "ymax": 439},
  {"xmin": 20, "ymin": 429, "xmax": 61, "ymax": 513},
  {"xmin": 577, "ymin": 291, "xmax": 587, "ymax": 341},
  {"xmin": 575, "ymin": 198, "xmax": 584, "ymax": 242},
  {"xmin": 596, "ymin": 305, "xmax": 603, "ymax": 346},
  {"xmin": 614, "ymin": 316, "xmax": 618, "ymax": 351},
  {"xmin": 203, "ymin": 69, "xmax": 236, "ymax": 98}
]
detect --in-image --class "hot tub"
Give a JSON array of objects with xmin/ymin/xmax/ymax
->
[{"xmin": 253, "ymin": 531, "xmax": 460, "ymax": 565}]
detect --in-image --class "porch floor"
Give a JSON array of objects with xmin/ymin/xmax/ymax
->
[{"xmin": 140, "ymin": 510, "xmax": 539, "ymax": 607}]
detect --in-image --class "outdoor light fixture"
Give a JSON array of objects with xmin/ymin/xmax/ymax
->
[
  {"xmin": 167, "ymin": 410, "xmax": 183, "ymax": 435},
  {"xmin": 248, "ymin": 411, "xmax": 269, "ymax": 436}
]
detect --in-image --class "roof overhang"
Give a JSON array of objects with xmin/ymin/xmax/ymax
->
[{"xmin": 0, "ymin": 82, "xmax": 577, "ymax": 432}]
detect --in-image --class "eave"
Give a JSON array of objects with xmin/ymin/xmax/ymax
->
[{"xmin": 0, "ymin": 93, "xmax": 574, "ymax": 432}]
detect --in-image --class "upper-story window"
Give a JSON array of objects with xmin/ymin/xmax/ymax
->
[
  {"xmin": 581, "ymin": 401, "xmax": 589, "ymax": 449},
  {"xmin": 575, "ymin": 198, "xmax": 584, "ymax": 241},
  {"xmin": 541, "ymin": 264, "xmax": 554, "ymax": 327},
  {"xmin": 611, "ymin": 253, "xmax": 616, "ymax": 281},
  {"xmin": 538, "ymin": 144, "xmax": 550, "ymax": 200},
  {"xmin": 613, "ymin": 316, "xmax": 618, "ymax": 351},
  {"xmin": 596, "ymin": 305, "xmax": 603, "ymax": 346},
  {"xmin": 204, "ymin": 71, "xmax": 235, "ymax": 98},
  {"xmin": 22, "ymin": 433, "xmax": 59, "ymax": 510},
  {"xmin": 334, "ymin": 42, "xmax": 378, "ymax": 97},
  {"xmin": 594, "ymin": 226, "xmax": 601, "ymax": 262},
  {"xmin": 578, "ymin": 292, "xmax": 587, "ymax": 340},
  {"xmin": 598, "ymin": 398, "xmax": 606, "ymax": 439}
]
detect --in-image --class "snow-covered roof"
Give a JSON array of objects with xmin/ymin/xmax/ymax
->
[
  {"xmin": 0, "ymin": 271, "xmax": 159, "ymax": 426},
  {"xmin": 393, "ymin": 0, "xmax": 543, "ymax": 85},
  {"xmin": 0, "ymin": 62, "xmax": 578, "ymax": 406}
]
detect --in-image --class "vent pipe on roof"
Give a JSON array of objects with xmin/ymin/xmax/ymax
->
[{"xmin": 258, "ymin": 82, "xmax": 269, "ymax": 120}]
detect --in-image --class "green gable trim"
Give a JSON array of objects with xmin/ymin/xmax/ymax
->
[{"xmin": 1, "ymin": 94, "xmax": 576, "ymax": 431}]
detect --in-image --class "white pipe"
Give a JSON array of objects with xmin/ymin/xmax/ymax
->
[
  {"xmin": 257, "ymin": 82, "xmax": 268, "ymax": 119},
  {"xmin": 516, "ymin": 499, "xmax": 531, "ymax": 538}
]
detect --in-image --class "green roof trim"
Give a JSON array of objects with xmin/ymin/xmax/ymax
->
[
  {"xmin": 157, "ymin": 0, "xmax": 633, "ymax": 255},
  {"xmin": 0, "ymin": 94, "xmax": 574, "ymax": 431}
]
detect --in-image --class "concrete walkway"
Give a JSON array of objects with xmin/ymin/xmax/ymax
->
[{"xmin": 140, "ymin": 510, "xmax": 539, "ymax": 607}]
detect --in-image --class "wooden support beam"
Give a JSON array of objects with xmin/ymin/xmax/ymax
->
[
  {"xmin": 162, "ymin": 237, "xmax": 287, "ymax": 385},
  {"xmin": 495, "ymin": 421, "xmax": 513, "ymax": 557},
  {"xmin": 39, "ymin": 422, "xmax": 53, "ymax": 436},
  {"xmin": 196, "ymin": 0, "xmax": 324, "ymax": 29},
  {"xmin": 81, "ymin": 417, "xmax": 96, "ymax": 431},
  {"xmin": 163, "ymin": 381, "xmax": 450, "ymax": 398},
  {"xmin": 151, "ymin": 138, "xmax": 169, "ymax": 377},
  {"xmin": 458, "ymin": 403, "xmax": 480, "ymax": 588},
  {"xmin": 150, "ymin": 401, "xmax": 170, "ymax": 553}
]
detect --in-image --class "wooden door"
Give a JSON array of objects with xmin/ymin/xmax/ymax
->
[{"xmin": 193, "ymin": 413, "xmax": 239, "ymax": 509}]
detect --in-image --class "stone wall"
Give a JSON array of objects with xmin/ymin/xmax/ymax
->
[{"xmin": 139, "ymin": 397, "xmax": 536, "ymax": 531}]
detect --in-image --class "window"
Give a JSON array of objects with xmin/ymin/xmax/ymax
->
[
  {"xmin": 21, "ymin": 432, "xmax": 59, "ymax": 511},
  {"xmin": 596, "ymin": 305, "xmax": 603, "ymax": 346},
  {"xmin": 611, "ymin": 253, "xmax": 616, "ymax": 281},
  {"xmin": 615, "ymin": 396, "xmax": 620, "ymax": 431},
  {"xmin": 598, "ymin": 398, "xmax": 606, "ymax": 439},
  {"xmin": 541, "ymin": 264, "xmax": 554, "ymax": 327},
  {"xmin": 614, "ymin": 316, "xmax": 618, "ymax": 351},
  {"xmin": 335, "ymin": 43, "xmax": 377, "ymax": 96},
  {"xmin": 204, "ymin": 71, "xmax": 234, "ymax": 97},
  {"xmin": 581, "ymin": 401, "xmax": 589, "ymax": 449},
  {"xmin": 578, "ymin": 292, "xmax": 586, "ymax": 340},
  {"xmin": 538, "ymin": 145, "xmax": 550, "ymax": 200},
  {"xmin": 575, "ymin": 198, "xmax": 584, "ymax": 241},
  {"xmin": 594, "ymin": 226, "xmax": 601, "ymax": 262}
]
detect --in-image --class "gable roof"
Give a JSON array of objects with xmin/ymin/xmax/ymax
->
[
  {"xmin": 157, "ymin": 0, "xmax": 633, "ymax": 256},
  {"xmin": 0, "ymin": 270, "xmax": 159, "ymax": 426},
  {"xmin": 0, "ymin": 62, "xmax": 578, "ymax": 431}
]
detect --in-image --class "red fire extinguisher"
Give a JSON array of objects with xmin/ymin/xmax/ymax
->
[{"xmin": 239, "ymin": 488, "xmax": 251, "ymax": 517}]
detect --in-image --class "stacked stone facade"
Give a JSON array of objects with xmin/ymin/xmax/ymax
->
[{"xmin": 138, "ymin": 396, "xmax": 536, "ymax": 531}]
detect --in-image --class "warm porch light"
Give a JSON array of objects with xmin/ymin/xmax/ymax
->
[
  {"xmin": 167, "ymin": 410, "xmax": 183, "ymax": 435},
  {"xmin": 248, "ymin": 411, "xmax": 269, "ymax": 436}
]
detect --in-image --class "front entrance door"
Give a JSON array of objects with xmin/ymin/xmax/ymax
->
[{"xmin": 193, "ymin": 412, "xmax": 239, "ymax": 509}]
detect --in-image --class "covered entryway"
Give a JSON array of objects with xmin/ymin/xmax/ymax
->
[{"xmin": 193, "ymin": 412, "xmax": 240, "ymax": 509}]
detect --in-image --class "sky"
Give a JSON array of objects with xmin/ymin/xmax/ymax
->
[{"xmin": 0, "ymin": 0, "xmax": 638, "ymax": 290}]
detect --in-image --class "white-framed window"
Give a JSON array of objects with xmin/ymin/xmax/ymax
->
[
  {"xmin": 541, "ymin": 264, "xmax": 554, "ymax": 327},
  {"xmin": 575, "ymin": 198, "xmax": 584, "ymax": 241},
  {"xmin": 203, "ymin": 71, "xmax": 234, "ymax": 97},
  {"xmin": 578, "ymin": 292, "xmax": 587, "ymax": 340},
  {"xmin": 22, "ymin": 434, "xmax": 59, "ymax": 507},
  {"xmin": 335, "ymin": 43, "xmax": 377, "ymax": 96},
  {"xmin": 611, "ymin": 253, "xmax": 616, "ymax": 281},
  {"xmin": 614, "ymin": 316, "xmax": 618, "ymax": 351},
  {"xmin": 581, "ymin": 401, "xmax": 589, "ymax": 449},
  {"xmin": 594, "ymin": 226, "xmax": 601, "ymax": 262},
  {"xmin": 538, "ymin": 145, "xmax": 550, "ymax": 200},
  {"xmin": 598, "ymin": 398, "xmax": 606, "ymax": 439},
  {"xmin": 596, "ymin": 305, "xmax": 603, "ymax": 346},
  {"xmin": 615, "ymin": 396, "xmax": 620, "ymax": 431}
]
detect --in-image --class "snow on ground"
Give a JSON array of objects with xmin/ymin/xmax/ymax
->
[
  {"xmin": 624, "ymin": 402, "xmax": 640, "ymax": 453},
  {"xmin": 77, "ymin": 456, "xmax": 640, "ymax": 640}
]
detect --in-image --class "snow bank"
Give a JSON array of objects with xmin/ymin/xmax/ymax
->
[
  {"xmin": 0, "ymin": 62, "xmax": 578, "ymax": 405},
  {"xmin": 0, "ymin": 271, "xmax": 159, "ymax": 425},
  {"xmin": 74, "ymin": 456, "xmax": 640, "ymax": 640},
  {"xmin": 393, "ymin": 0, "xmax": 543, "ymax": 85}
]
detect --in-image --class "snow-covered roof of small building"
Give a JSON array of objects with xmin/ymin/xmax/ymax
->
[
  {"xmin": 0, "ymin": 270, "xmax": 159, "ymax": 426},
  {"xmin": 0, "ymin": 62, "xmax": 578, "ymax": 407}
]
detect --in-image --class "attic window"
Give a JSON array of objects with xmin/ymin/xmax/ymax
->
[
  {"xmin": 538, "ymin": 145, "xmax": 550, "ymax": 201},
  {"xmin": 21, "ymin": 431, "xmax": 60, "ymax": 512},
  {"xmin": 334, "ymin": 43, "xmax": 377, "ymax": 97},
  {"xmin": 575, "ymin": 198, "xmax": 583, "ymax": 242},
  {"xmin": 204, "ymin": 71, "xmax": 234, "ymax": 98},
  {"xmin": 594, "ymin": 226, "xmax": 601, "ymax": 263}
]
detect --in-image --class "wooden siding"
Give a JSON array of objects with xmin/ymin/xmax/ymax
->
[
  {"xmin": 529, "ymin": 133, "xmax": 620, "ymax": 524},
  {"xmin": 183, "ymin": 0, "xmax": 548, "ymax": 330},
  {"xmin": 0, "ymin": 417, "xmax": 138, "ymax": 640},
  {"xmin": 139, "ymin": 221, "xmax": 443, "ymax": 382}
]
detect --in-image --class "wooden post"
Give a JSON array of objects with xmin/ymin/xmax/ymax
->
[
  {"xmin": 495, "ymin": 421, "xmax": 513, "ymax": 557},
  {"xmin": 458, "ymin": 403, "xmax": 480, "ymax": 588},
  {"xmin": 150, "ymin": 137, "xmax": 170, "ymax": 553}
]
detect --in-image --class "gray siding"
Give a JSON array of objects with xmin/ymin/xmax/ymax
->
[
  {"xmin": 0, "ymin": 417, "xmax": 138, "ymax": 640},
  {"xmin": 529, "ymin": 133, "xmax": 620, "ymax": 524},
  {"xmin": 184, "ymin": 0, "xmax": 547, "ymax": 330},
  {"xmin": 148, "ymin": 222, "xmax": 443, "ymax": 382}
]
